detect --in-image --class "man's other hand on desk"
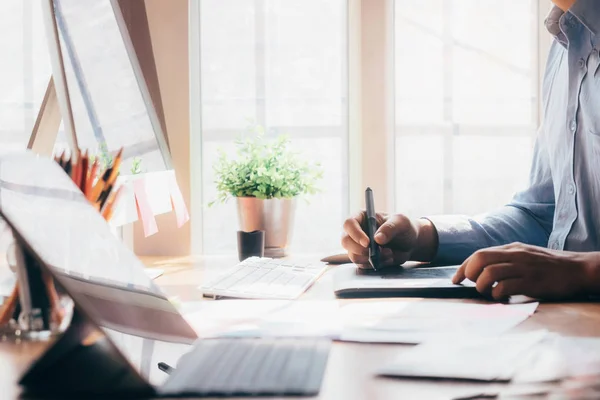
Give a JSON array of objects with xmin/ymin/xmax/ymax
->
[
  {"xmin": 452, "ymin": 242, "xmax": 599, "ymax": 301},
  {"xmin": 341, "ymin": 212, "xmax": 438, "ymax": 269}
]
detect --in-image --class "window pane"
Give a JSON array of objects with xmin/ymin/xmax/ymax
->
[
  {"xmin": 395, "ymin": 135, "xmax": 444, "ymax": 217},
  {"xmin": 52, "ymin": 0, "xmax": 168, "ymax": 174},
  {"xmin": 395, "ymin": 0, "xmax": 536, "ymax": 216},
  {"xmin": 394, "ymin": 0, "xmax": 444, "ymax": 124},
  {"xmin": 0, "ymin": 0, "xmax": 51, "ymax": 155},
  {"xmin": 453, "ymin": 136, "xmax": 532, "ymax": 214},
  {"xmin": 200, "ymin": 0, "xmax": 348, "ymax": 255},
  {"xmin": 200, "ymin": 0, "xmax": 255, "ymax": 131},
  {"xmin": 452, "ymin": 0, "xmax": 534, "ymax": 124},
  {"xmin": 0, "ymin": 0, "xmax": 51, "ymax": 253}
]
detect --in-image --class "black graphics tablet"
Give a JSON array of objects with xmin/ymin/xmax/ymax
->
[{"xmin": 332, "ymin": 262, "xmax": 480, "ymax": 298}]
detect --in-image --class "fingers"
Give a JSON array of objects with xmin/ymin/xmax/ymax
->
[
  {"xmin": 354, "ymin": 248, "xmax": 391, "ymax": 270},
  {"xmin": 452, "ymin": 244, "xmax": 532, "ymax": 284},
  {"xmin": 342, "ymin": 212, "xmax": 370, "ymax": 266},
  {"xmin": 451, "ymin": 243, "xmax": 547, "ymax": 300},
  {"xmin": 453, "ymin": 247, "xmax": 515, "ymax": 284},
  {"xmin": 354, "ymin": 248, "xmax": 410, "ymax": 270},
  {"xmin": 375, "ymin": 214, "xmax": 412, "ymax": 246},
  {"xmin": 377, "ymin": 248, "xmax": 410, "ymax": 268},
  {"xmin": 341, "ymin": 234, "xmax": 368, "ymax": 257},
  {"xmin": 343, "ymin": 211, "xmax": 414, "ymax": 270},
  {"xmin": 343, "ymin": 212, "xmax": 369, "ymax": 248},
  {"xmin": 474, "ymin": 263, "xmax": 522, "ymax": 296},
  {"xmin": 491, "ymin": 279, "xmax": 526, "ymax": 300},
  {"xmin": 452, "ymin": 263, "xmax": 467, "ymax": 284},
  {"xmin": 350, "ymin": 253, "xmax": 370, "ymax": 268}
]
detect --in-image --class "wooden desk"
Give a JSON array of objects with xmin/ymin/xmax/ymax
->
[{"xmin": 2, "ymin": 256, "xmax": 600, "ymax": 399}]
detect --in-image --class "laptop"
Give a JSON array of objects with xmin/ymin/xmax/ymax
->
[
  {"xmin": 0, "ymin": 152, "xmax": 331, "ymax": 398},
  {"xmin": 332, "ymin": 263, "xmax": 479, "ymax": 298}
]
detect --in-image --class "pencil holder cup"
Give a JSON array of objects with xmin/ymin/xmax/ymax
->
[
  {"xmin": 237, "ymin": 230, "xmax": 265, "ymax": 261},
  {"xmin": 0, "ymin": 240, "xmax": 74, "ymax": 340}
]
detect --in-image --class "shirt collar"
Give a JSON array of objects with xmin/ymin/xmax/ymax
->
[
  {"xmin": 545, "ymin": 2, "xmax": 600, "ymax": 40},
  {"xmin": 570, "ymin": 0, "xmax": 600, "ymax": 36},
  {"xmin": 545, "ymin": 6, "xmax": 568, "ymax": 46},
  {"xmin": 545, "ymin": 6, "xmax": 564, "ymax": 37}
]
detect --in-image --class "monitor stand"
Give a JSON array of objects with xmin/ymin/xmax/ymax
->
[{"xmin": 18, "ymin": 308, "xmax": 154, "ymax": 397}]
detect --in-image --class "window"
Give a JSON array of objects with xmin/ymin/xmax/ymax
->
[
  {"xmin": 199, "ymin": 0, "xmax": 348, "ymax": 255},
  {"xmin": 1, "ymin": 1, "xmax": 548, "ymax": 257},
  {"xmin": 0, "ymin": 0, "xmax": 52, "ymax": 253},
  {"xmin": 51, "ymin": 0, "xmax": 171, "ymax": 175},
  {"xmin": 0, "ymin": 0, "xmax": 51, "ymax": 154},
  {"xmin": 394, "ymin": 0, "xmax": 538, "ymax": 217}
]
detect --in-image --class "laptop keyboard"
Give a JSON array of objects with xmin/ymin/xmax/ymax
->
[
  {"xmin": 160, "ymin": 338, "xmax": 332, "ymax": 397},
  {"xmin": 200, "ymin": 257, "xmax": 328, "ymax": 299}
]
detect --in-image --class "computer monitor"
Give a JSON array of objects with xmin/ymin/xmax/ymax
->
[{"xmin": 0, "ymin": 151, "xmax": 197, "ymax": 389}]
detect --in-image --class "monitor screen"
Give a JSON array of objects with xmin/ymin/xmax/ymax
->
[{"xmin": 0, "ymin": 151, "xmax": 197, "ymax": 385}]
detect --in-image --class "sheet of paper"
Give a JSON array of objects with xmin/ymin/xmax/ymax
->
[
  {"xmin": 511, "ymin": 335, "xmax": 600, "ymax": 384},
  {"xmin": 144, "ymin": 268, "xmax": 164, "ymax": 280},
  {"xmin": 107, "ymin": 179, "xmax": 138, "ymax": 226},
  {"xmin": 167, "ymin": 170, "xmax": 190, "ymax": 228},
  {"xmin": 182, "ymin": 300, "xmax": 338, "ymax": 338},
  {"xmin": 339, "ymin": 301, "xmax": 539, "ymax": 344},
  {"xmin": 452, "ymin": 336, "xmax": 600, "ymax": 398},
  {"xmin": 182, "ymin": 299, "xmax": 538, "ymax": 345},
  {"xmin": 378, "ymin": 330, "xmax": 550, "ymax": 382},
  {"xmin": 133, "ymin": 178, "xmax": 159, "ymax": 237}
]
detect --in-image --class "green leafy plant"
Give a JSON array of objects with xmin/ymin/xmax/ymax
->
[
  {"xmin": 89, "ymin": 143, "xmax": 144, "ymax": 175},
  {"xmin": 209, "ymin": 128, "xmax": 323, "ymax": 206},
  {"xmin": 130, "ymin": 157, "xmax": 144, "ymax": 175},
  {"xmin": 89, "ymin": 142, "xmax": 113, "ymax": 173}
]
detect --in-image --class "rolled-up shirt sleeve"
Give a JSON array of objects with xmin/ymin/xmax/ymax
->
[{"xmin": 425, "ymin": 131, "xmax": 555, "ymax": 266}]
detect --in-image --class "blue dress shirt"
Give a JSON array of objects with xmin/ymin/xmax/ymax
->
[{"xmin": 427, "ymin": 1, "xmax": 600, "ymax": 265}]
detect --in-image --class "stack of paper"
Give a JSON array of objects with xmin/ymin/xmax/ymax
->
[
  {"xmin": 339, "ymin": 301, "xmax": 539, "ymax": 344},
  {"xmin": 378, "ymin": 330, "xmax": 550, "ymax": 382},
  {"xmin": 380, "ymin": 332, "xmax": 600, "ymax": 386},
  {"xmin": 183, "ymin": 299, "xmax": 539, "ymax": 345},
  {"xmin": 183, "ymin": 300, "xmax": 339, "ymax": 338}
]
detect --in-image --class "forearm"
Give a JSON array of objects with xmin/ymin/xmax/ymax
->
[
  {"xmin": 423, "ymin": 204, "xmax": 553, "ymax": 265},
  {"xmin": 416, "ymin": 125, "xmax": 554, "ymax": 266},
  {"xmin": 411, "ymin": 218, "xmax": 438, "ymax": 262},
  {"xmin": 583, "ymin": 252, "xmax": 600, "ymax": 295}
]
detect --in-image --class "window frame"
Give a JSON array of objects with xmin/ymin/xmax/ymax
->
[
  {"xmin": 186, "ymin": 0, "xmax": 552, "ymax": 255},
  {"xmin": 27, "ymin": 0, "xmax": 552, "ymax": 256}
]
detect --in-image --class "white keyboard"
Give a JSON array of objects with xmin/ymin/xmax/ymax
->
[{"xmin": 200, "ymin": 257, "xmax": 328, "ymax": 299}]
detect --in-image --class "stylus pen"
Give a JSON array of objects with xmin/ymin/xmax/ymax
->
[
  {"xmin": 158, "ymin": 362, "xmax": 175, "ymax": 375},
  {"xmin": 365, "ymin": 187, "xmax": 381, "ymax": 271}
]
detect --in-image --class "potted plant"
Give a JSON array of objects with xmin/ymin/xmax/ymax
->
[{"xmin": 210, "ymin": 128, "xmax": 323, "ymax": 257}]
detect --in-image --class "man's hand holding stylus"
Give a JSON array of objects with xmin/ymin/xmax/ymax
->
[{"xmin": 341, "ymin": 212, "xmax": 439, "ymax": 269}]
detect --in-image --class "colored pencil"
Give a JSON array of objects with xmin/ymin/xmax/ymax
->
[
  {"xmin": 53, "ymin": 146, "xmax": 124, "ymax": 221},
  {"xmin": 86, "ymin": 160, "xmax": 98, "ymax": 199},
  {"xmin": 0, "ymin": 284, "xmax": 19, "ymax": 325},
  {"xmin": 101, "ymin": 185, "xmax": 124, "ymax": 220},
  {"xmin": 79, "ymin": 150, "xmax": 89, "ymax": 192}
]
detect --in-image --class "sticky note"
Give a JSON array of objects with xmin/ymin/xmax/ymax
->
[
  {"xmin": 133, "ymin": 177, "xmax": 159, "ymax": 237},
  {"xmin": 168, "ymin": 170, "xmax": 190, "ymax": 228}
]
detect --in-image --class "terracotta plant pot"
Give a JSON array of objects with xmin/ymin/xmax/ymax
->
[{"xmin": 236, "ymin": 197, "xmax": 295, "ymax": 258}]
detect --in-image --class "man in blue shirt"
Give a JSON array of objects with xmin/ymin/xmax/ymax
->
[{"xmin": 342, "ymin": 0, "xmax": 600, "ymax": 301}]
